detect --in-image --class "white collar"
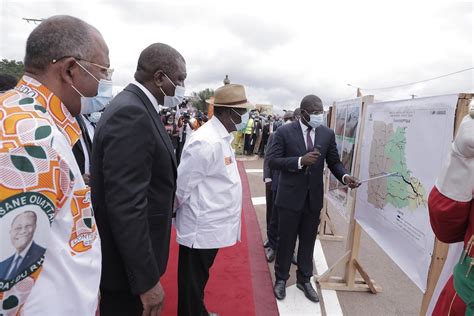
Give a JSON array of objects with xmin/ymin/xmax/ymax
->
[
  {"xmin": 299, "ymin": 119, "xmax": 312, "ymax": 133},
  {"xmin": 132, "ymin": 80, "xmax": 161, "ymax": 113},
  {"xmin": 209, "ymin": 116, "xmax": 233, "ymax": 142}
]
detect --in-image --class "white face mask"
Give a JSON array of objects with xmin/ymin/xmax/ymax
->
[
  {"xmin": 88, "ymin": 111, "xmax": 102, "ymax": 123},
  {"xmin": 231, "ymin": 109, "xmax": 250, "ymax": 131},
  {"xmin": 308, "ymin": 114, "xmax": 324, "ymax": 128},
  {"xmin": 160, "ymin": 73, "xmax": 185, "ymax": 108},
  {"xmin": 71, "ymin": 62, "xmax": 114, "ymax": 114}
]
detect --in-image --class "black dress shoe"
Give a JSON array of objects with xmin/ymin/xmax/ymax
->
[
  {"xmin": 265, "ymin": 247, "xmax": 276, "ymax": 262},
  {"xmin": 263, "ymin": 239, "xmax": 270, "ymax": 248},
  {"xmin": 291, "ymin": 252, "xmax": 297, "ymax": 265},
  {"xmin": 296, "ymin": 282, "xmax": 319, "ymax": 302},
  {"xmin": 273, "ymin": 280, "xmax": 286, "ymax": 300}
]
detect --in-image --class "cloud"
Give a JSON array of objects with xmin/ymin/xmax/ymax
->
[{"xmin": 0, "ymin": 0, "xmax": 472, "ymax": 112}]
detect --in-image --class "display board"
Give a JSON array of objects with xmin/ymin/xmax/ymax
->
[
  {"xmin": 327, "ymin": 98, "xmax": 363, "ymax": 219},
  {"xmin": 354, "ymin": 94, "xmax": 459, "ymax": 291}
]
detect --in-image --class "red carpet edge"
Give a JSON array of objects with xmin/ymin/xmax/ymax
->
[{"xmin": 237, "ymin": 162, "xmax": 279, "ymax": 316}]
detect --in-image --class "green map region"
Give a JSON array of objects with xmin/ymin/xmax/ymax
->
[{"xmin": 368, "ymin": 121, "xmax": 426, "ymax": 210}]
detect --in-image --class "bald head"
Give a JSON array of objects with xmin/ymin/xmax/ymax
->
[
  {"xmin": 24, "ymin": 15, "xmax": 102, "ymax": 72},
  {"xmin": 135, "ymin": 43, "xmax": 185, "ymax": 82},
  {"xmin": 300, "ymin": 95, "xmax": 323, "ymax": 113}
]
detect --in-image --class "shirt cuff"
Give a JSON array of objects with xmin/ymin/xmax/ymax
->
[
  {"xmin": 342, "ymin": 174, "xmax": 350, "ymax": 184},
  {"xmin": 264, "ymin": 178, "xmax": 272, "ymax": 183},
  {"xmin": 298, "ymin": 157, "xmax": 303, "ymax": 169}
]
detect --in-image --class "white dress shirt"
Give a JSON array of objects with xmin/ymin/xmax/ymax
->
[
  {"xmin": 175, "ymin": 116, "xmax": 242, "ymax": 249},
  {"xmin": 297, "ymin": 119, "xmax": 315, "ymax": 169},
  {"xmin": 132, "ymin": 80, "xmax": 161, "ymax": 114}
]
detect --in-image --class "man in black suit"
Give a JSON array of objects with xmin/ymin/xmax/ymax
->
[
  {"xmin": 72, "ymin": 115, "xmax": 94, "ymax": 185},
  {"xmin": 91, "ymin": 43, "xmax": 186, "ymax": 316},
  {"xmin": 0, "ymin": 211, "xmax": 46, "ymax": 280},
  {"xmin": 269, "ymin": 95, "xmax": 359, "ymax": 302}
]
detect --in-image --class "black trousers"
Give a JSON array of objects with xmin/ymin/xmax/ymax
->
[
  {"xmin": 244, "ymin": 134, "xmax": 252, "ymax": 153},
  {"xmin": 265, "ymin": 183, "xmax": 273, "ymax": 238},
  {"xmin": 274, "ymin": 195, "xmax": 320, "ymax": 283},
  {"xmin": 178, "ymin": 245, "xmax": 219, "ymax": 316},
  {"xmin": 100, "ymin": 288, "xmax": 142, "ymax": 316},
  {"xmin": 267, "ymin": 189, "xmax": 279, "ymax": 249}
]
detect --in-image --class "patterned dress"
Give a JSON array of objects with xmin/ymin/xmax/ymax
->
[{"xmin": 0, "ymin": 76, "xmax": 101, "ymax": 315}]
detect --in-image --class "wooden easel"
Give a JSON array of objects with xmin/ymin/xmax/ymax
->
[
  {"xmin": 319, "ymin": 173, "xmax": 345, "ymax": 241},
  {"xmin": 419, "ymin": 93, "xmax": 473, "ymax": 315},
  {"xmin": 317, "ymin": 95, "xmax": 382, "ymax": 293},
  {"xmin": 318, "ymin": 105, "xmax": 345, "ymax": 241}
]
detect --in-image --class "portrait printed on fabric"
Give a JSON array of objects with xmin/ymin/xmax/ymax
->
[{"xmin": 0, "ymin": 193, "xmax": 53, "ymax": 290}]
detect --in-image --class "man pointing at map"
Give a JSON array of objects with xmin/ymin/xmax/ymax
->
[{"xmin": 268, "ymin": 94, "xmax": 359, "ymax": 302}]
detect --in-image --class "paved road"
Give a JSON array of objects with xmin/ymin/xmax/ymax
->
[{"xmin": 242, "ymin": 157, "xmax": 423, "ymax": 316}]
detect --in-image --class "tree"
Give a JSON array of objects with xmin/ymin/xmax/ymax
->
[
  {"xmin": 192, "ymin": 88, "xmax": 214, "ymax": 113},
  {"xmin": 0, "ymin": 59, "xmax": 25, "ymax": 80}
]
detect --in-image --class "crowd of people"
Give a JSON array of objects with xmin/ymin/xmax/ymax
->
[
  {"xmin": 231, "ymin": 110, "xmax": 297, "ymax": 157},
  {"xmin": 160, "ymin": 108, "xmax": 208, "ymax": 164},
  {"xmin": 0, "ymin": 14, "xmax": 472, "ymax": 316}
]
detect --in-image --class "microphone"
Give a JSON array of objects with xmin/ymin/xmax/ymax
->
[{"xmin": 305, "ymin": 145, "xmax": 321, "ymax": 175}]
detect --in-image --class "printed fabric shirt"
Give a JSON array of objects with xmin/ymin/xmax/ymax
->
[
  {"xmin": 175, "ymin": 116, "xmax": 242, "ymax": 249},
  {"xmin": 0, "ymin": 76, "xmax": 101, "ymax": 315}
]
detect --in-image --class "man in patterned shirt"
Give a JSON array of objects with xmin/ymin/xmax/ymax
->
[{"xmin": 0, "ymin": 15, "xmax": 111, "ymax": 315}]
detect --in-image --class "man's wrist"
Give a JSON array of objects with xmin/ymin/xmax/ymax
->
[{"xmin": 342, "ymin": 174, "xmax": 350, "ymax": 184}]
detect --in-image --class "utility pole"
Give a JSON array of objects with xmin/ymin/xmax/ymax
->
[
  {"xmin": 410, "ymin": 94, "xmax": 417, "ymax": 99},
  {"xmin": 22, "ymin": 18, "xmax": 43, "ymax": 24}
]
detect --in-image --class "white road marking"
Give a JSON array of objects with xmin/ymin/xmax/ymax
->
[
  {"xmin": 277, "ymin": 277, "xmax": 322, "ymax": 315},
  {"xmin": 246, "ymin": 169, "xmax": 263, "ymax": 173},
  {"xmin": 251, "ymin": 196, "xmax": 266, "ymax": 205},
  {"xmin": 246, "ymin": 167, "xmax": 342, "ymax": 315},
  {"xmin": 314, "ymin": 239, "xmax": 343, "ymax": 315}
]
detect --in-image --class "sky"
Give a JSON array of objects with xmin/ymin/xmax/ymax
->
[{"xmin": 0, "ymin": 0, "xmax": 472, "ymax": 112}]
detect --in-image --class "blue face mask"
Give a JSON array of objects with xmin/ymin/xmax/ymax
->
[
  {"xmin": 304, "ymin": 112, "xmax": 324, "ymax": 129},
  {"xmin": 231, "ymin": 109, "xmax": 249, "ymax": 131},
  {"xmin": 308, "ymin": 114, "xmax": 324, "ymax": 129},
  {"xmin": 72, "ymin": 62, "xmax": 114, "ymax": 114},
  {"xmin": 160, "ymin": 73, "xmax": 186, "ymax": 109}
]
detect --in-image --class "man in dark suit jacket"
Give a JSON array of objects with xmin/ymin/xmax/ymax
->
[
  {"xmin": 0, "ymin": 242, "xmax": 45, "ymax": 280},
  {"xmin": 91, "ymin": 43, "xmax": 186, "ymax": 316},
  {"xmin": 268, "ymin": 95, "xmax": 359, "ymax": 303},
  {"xmin": 263, "ymin": 130, "xmax": 283, "ymax": 263},
  {"xmin": 0, "ymin": 211, "xmax": 46, "ymax": 281},
  {"xmin": 72, "ymin": 115, "xmax": 93, "ymax": 185}
]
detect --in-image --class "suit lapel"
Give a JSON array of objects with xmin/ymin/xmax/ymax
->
[
  {"xmin": 16, "ymin": 243, "xmax": 35, "ymax": 273},
  {"xmin": 125, "ymin": 84, "xmax": 177, "ymax": 170},
  {"xmin": 292, "ymin": 121, "xmax": 307, "ymax": 154},
  {"xmin": 0, "ymin": 256, "xmax": 14, "ymax": 279}
]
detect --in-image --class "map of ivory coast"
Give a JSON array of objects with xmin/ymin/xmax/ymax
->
[{"xmin": 368, "ymin": 121, "xmax": 426, "ymax": 209}]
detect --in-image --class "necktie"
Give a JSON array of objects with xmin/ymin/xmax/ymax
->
[
  {"xmin": 7, "ymin": 255, "xmax": 22, "ymax": 280},
  {"xmin": 76, "ymin": 115, "xmax": 92, "ymax": 157},
  {"xmin": 306, "ymin": 127, "xmax": 314, "ymax": 152}
]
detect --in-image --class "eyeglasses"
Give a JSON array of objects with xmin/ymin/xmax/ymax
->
[{"xmin": 52, "ymin": 56, "xmax": 114, "ymax": 80}]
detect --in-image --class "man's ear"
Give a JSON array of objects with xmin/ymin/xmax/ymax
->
[
  {"xmin": 57, "ymin": 57, "xmax": 78, "ymax": 85},
  {"xmin": 153, "ymin": 70, "xmax": 166, "ymax": 88}
]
